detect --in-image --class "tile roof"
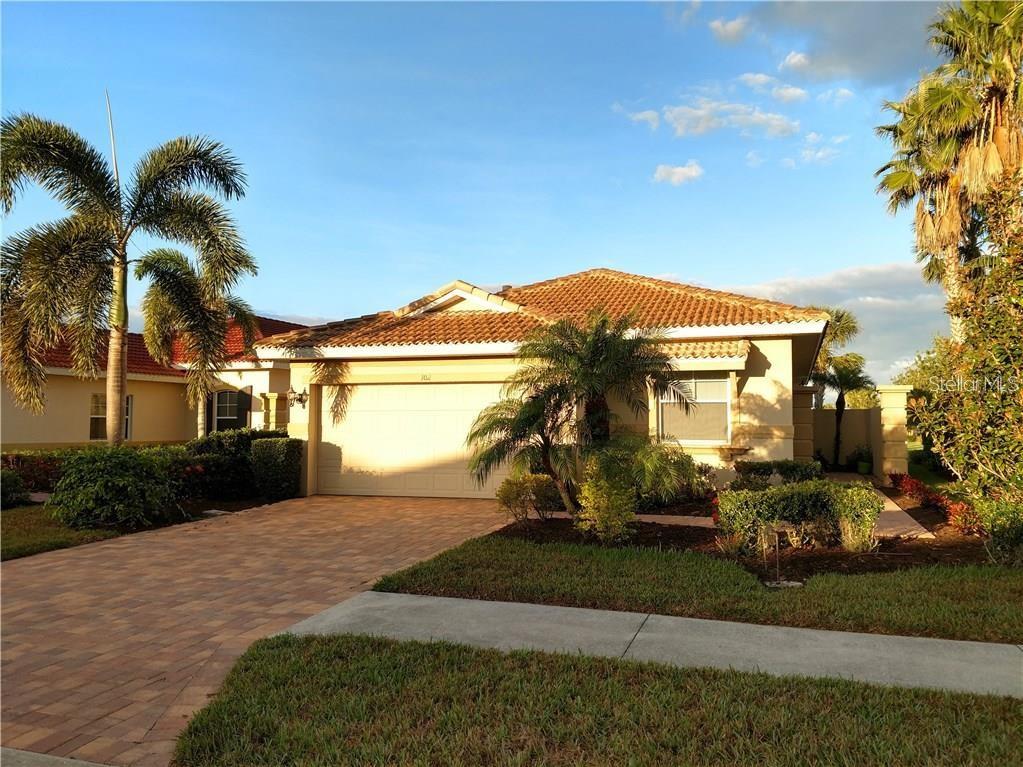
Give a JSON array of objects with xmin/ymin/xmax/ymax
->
[
  {"xmin": 256, "ymin": 268, "xmax": 828, "ymax": 351},
  {"xmin": 664, "ymin": 340, "xmax": 752, "ymax": 360},
  {"xmin": 171, "ymin": 316, "xmax": 307, "ymax": 363},
  {"xmin": 41, "ymin": 332, "xmax": 185, "ymax": 378}
]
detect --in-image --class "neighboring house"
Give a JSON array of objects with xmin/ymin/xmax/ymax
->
[
  {"xmin": 0, "ymin": 316, "xmax": 305, "ymax": 449},
  {"xmin": 255, "ymin": 269, "xmax": 828, "ymax": 499}
]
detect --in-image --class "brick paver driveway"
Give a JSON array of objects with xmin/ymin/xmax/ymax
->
[{"xmin": 2, "ymin": 496, "xmax": 502, "ymax": 766}]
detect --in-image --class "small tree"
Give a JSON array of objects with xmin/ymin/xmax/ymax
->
[
  {"xmin": 812, "ymin": 354, "xmax": 875, "ymax": 467},
  {"xmin": 806, "ymin": 305, "xmax": 860, "ymax": 408}
]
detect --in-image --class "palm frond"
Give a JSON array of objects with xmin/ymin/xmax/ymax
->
[{"xmin": 1, "ymin": 113, "xmax": 119, "ymax": 216}]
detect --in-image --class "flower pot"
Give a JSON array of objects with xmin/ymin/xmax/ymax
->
[{"xmin": 856, "ymin": 461, "xmax": 872, "ymax": 475}]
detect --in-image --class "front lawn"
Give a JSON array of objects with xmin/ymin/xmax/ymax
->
[
  {"xmin": 376, "ymin": 532, "xmax": 1023, "ymax": 643},
  {"xmin": 1, "ymin": 504, "xmax": 119, "ymax": 560},
  {"xmin": 176, "ymin": 633, "xmax": 1021, "ymax": 767}
]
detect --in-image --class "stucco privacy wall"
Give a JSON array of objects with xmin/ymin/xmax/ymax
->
[
  {"xmin": 812, "ymin": 385, "xmax": 911, "ymax": 481},
  {"xmin": 0, "ymin": 375, "xmax": 195, "ymax": 448},
  {"xmin": 209, "ymin": 366, "xmax": 292, "ymax": 432}
]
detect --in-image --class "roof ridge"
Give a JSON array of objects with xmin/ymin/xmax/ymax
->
[{"xmin": 502, "ymin": 267, "xmax": 828, "ymax": 321}]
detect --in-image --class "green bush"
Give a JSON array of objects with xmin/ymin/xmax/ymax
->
[
  {"xmin": 734, "ymin": 460, "xmax": 775, "ymax": 479},
  {"xmin": 716, "ymin": 480, "xmax": 882, "ymax": 554},
  {"xmin": 496, "ymin": 473, "xmax": 564, "ymax": 524},
  {"xmin": 1, "ymin": 448, "xmax": 83, "ymax": 492},
  {"xmin": 773, "ymin": 459, "xmax": 823, "ymax": 483},
  {"xmin": 576, "ymin": 455, "xmax": 636, "ymax": 543},
  {"xmin": 975, "ymin": 497, "xmax": 1023, "ymax": 567},
  {"xmin": 187, "ymin": 428, "xmax": 288, "ymax": 500},
  {"xmin": 1, "ymin": 468, "xmax": 30, "ymax": 509},
  {"xmin": 48, "ymin": 447, "xmax": 186, "ymax": 530},
  {"xmin": 251, "ymin": 438, "xmax": 304, "ymax": 501},
  {"xmin": 728, "ymin": 475, "xmax": 771, "ymax": 492}
]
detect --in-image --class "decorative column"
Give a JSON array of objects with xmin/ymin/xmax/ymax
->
[{"xmin": 876, "ymin": 385, "xmax": 911, "ymax": 481}]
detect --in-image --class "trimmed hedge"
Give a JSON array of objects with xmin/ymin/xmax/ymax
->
[
  {"xmin": 48, "ymin": 447, "xmax": 188, "ymax": 530},
  {"xmin": 1, "ymin": 449, "xmax": 80, "ymax": 492},
  {"xmin": 717, "ymin": 479, "xmax": 882, "ymax": 554},
  {"xmin": 1, "ymin": 468, "xmax": 30, "ymax": 509},
  {"xmin": 496, "ymin": 474, "xmax": 564, "ymax": 523},
  {"xmin": 187, "ymin": 428, "xmax": 288, "ymax": 500},
  {"xmin": 734, "ymin": 459, "xmax": 824, "ymax": 484},
  {"xmin": 251, "ymin": 438, "xmax": 304, "ymax": 501}
]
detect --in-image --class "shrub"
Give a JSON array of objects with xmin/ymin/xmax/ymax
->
[
  {"xmin": 728, "ymin": 475, "xmax": 771, "ymax": 492},
  {"xmin": 251, "ymin": 438, "xmax": 304, "ymax": 501},
  {"xmin": 716, "ymin": 480, "xmax": 882, "ymax": 554},
  {"xmin": 1, "ymin": 468, "xmax": 30, "ymax": 509},
  {"xmin": 576, "ymin": 456, "xmax": 636, "ymax": 543},
  {"xmin": 888, "ymin": 473, "xmax": 931, "ymax": 501},
  {"xmin": 974, "ymin": 498, "xmax": 1023, "ymax": 567},
  {"xmin": 496, "ymin": 474, "xmax": 564, "ymax": 524},
  {"xmin": 734, "ymin": 460, "xmax": 775, "ymax": 479},
  {"xmin": 1, "ymin": 449, "xmax": 79, "ymax": 492},
  {"xmin": 846, "ymin": 445, "xmax": 873, "ymax": 468},
  {"xmin": 187, "ymin": 428, "xmax": 288, "ymax": 500},
  {"xmin": 773, "ymin": 459, "xmax": 823, "ymax": 483},
  {"xmin": 48, "ymin": 447, "xmax": 186, "ymax": 530},
  {"xmin": 945, "ymin": 500, "xmax": 985, "ymax": 536}
]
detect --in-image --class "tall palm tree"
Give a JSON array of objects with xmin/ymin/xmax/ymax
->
[
  {"xmin": 1, "ymin": 113, "xmax": 256, "ymax": 443},
  {"xmin": 806, "ymin": 305, "xmax": 859, "ymax": 408},
  {"xmin": 812, "ymin": 353, "xmax": 875, "ymax": 466},
  {"xmin": 876, "ymin": 1, "xmax": 1022, "ymax": 343},
  {"xmin": 507, "ymin": 309, "xmax": 690, "ymax": 445}
]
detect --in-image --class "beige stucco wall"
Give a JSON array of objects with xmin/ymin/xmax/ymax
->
[
  {"xmin": 210, "ymin": 366, "xmax": 292, "ymax": 433},
  {"xmin": 1, "ymin": 374, "xmax": 196, "ymax": 449},
  {"xmin": 813, "ymin": 408, "xmax": 876, "ymax": 464}
]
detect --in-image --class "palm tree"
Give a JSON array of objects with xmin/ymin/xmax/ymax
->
[
  {"xmin": 1, "ymin": 113, "xmax": 256, "ymax": 443},
  {"xmin": 812, "ymin": 353, "xmax": 875, "ymax": 467},
  {"xmin": 507, "ymin": 309, "xmax": 690, "ymax": 445},
  {"xmin": 876, "ymin": 1, "xmax": 1022, "ymax": 343},
  {"xmin": 467, "ymin": 390, "xmax": 576, "ymax": 511},
  {"xmin": 806, "ymin": 305, "xmax": 860, "ymax": 408}
]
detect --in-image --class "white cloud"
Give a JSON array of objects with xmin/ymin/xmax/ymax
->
[
  {"xmin": 665, "ymin": 0, "xmax": 702, "ymax": 26},
  {"xmin": 738, "ymin": 72, "xmax": 775, "ymax": 91},
  {"xmin": 801, "ymin": 146, "xmax": 839, "ymax": 164},
  {"xmin": 771, "ymin": 84, "xmax": 808, "ymax": 103},
  {"xmin": 745, "ymin": 150, "xmax": 764, "ymax": 168},
  {"xmin": 709, "ymin": 15, "xmax": 750, "ymax": 43},
  {"xmin": 653, "ymin": 161, "xmax": 704, "ymax": 186},
  {"xmin": 628, "ymin": 109, "xmax": 660, "ymax": 130},
  {"xmin": 805, "ymin": 131, "xmax": 823, "ymax": 144},
  {"xmin": 729, "ymin": 262, "xmax": 946, "ymax": 383},
  {"xmin": 663, "ymin": 98, "xmax": 800, "ymax": 138},
  {"xmin": 831, "ymin": 134, "xmax": 850, "ymax": 144},
  {"xmin": 779, "ymin": 51, "xmax": 811, "ymax": 72},
  {"xmin": 780, "ymin": 157, "xmax": 797, "ymax": 169},
  {"xmin": 752, "ymin": 2, "xmax": 941, "ymax": 84},
  {"xmin": 818, "ymin": 87, "xmax": 855, "ymax": 105}
]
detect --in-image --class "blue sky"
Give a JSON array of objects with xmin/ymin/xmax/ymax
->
[{"xmin": 2, "ymin": 1, "xmax": 950, "ymax": 381}]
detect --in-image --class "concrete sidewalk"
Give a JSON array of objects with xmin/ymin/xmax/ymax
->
[{"xmin": 288, "ymin": 591, "xmax": 1023, "ymax": 698}]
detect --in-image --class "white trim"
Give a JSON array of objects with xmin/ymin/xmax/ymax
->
[
  {"xmin": 255, "ymin": 321, "xmax": 826, "ymax": 361},
  {"xmin": 41, "ymin": 366, "xmax": 187, "ymax": 384},
  {"xmin": 407, "ymin": 289, "xmax": 514, "ymax": 316},
  {"xmin": 660, "ymin": 321, "xmax": 827, "ymax": 339},
  {"xmin": 173, "ymin": 359, "xmax": 291, "ymax": 372}
]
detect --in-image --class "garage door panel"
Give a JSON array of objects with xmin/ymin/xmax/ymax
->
[{"xmin": 318, "ymin": 382, "xmax": 507, "ymax": 498}]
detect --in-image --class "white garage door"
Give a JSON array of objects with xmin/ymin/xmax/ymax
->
[{"xmin": 318, "ymin": 382, "xmax": 509, "ymax": 498}]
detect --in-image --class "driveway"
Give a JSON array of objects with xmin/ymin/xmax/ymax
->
[{"xmin": 1, "ymin": 496, "xmax": 503, "ymax": 766}]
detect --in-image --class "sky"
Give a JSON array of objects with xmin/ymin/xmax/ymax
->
[{"xmin": 2, "ymin": 1, "xmax": 951, "ymax": 382}]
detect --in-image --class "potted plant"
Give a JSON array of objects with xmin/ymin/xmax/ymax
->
[{"xmin": 847, "ymin": 445, "xmax": 873, "ymax": 475}]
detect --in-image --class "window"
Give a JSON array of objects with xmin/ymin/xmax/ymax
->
[
  {"xmin": 89, "ymin": 394, "xmax": 133, "ymax": 440},
  {"xmin": 659, "ymin": 374, "xmax": 730, "ymax": 445},
  {"xmin": 214, "ymin": 390, "xmax": 240, "ymax": 432}
]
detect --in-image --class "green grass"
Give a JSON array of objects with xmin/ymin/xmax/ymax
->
[
  {"xmin": 1, "ymin": 504, "xmax": 118, "ymax": 561},
  {"xmin": 375, "ymin": 536, "xmax": 1023, "ymax": 643},
  {"xmin": 175, "ymin": 633, "xmax": 1021, "ymax": 767}
]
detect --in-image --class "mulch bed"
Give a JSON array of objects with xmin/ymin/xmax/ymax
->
[
  {"xmin": 637, "ymin": 499, "xmax": 715, "ymax": 517},
  {"xmin": 498, "ymin": 517, "xmax": 991, "ymax": 582}
]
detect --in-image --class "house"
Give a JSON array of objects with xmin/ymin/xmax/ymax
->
[
  {"xmin": 0, "ymin": 316, "xmax": 305, "ymax": 449},
  {"xmin": 254, "ymin": 269, "xmax": 829, "ymax": 498}
]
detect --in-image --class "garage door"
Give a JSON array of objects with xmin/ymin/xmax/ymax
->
[{"xmin": 317, "ymin": 382, "xmax": 509, "ymax": 498}]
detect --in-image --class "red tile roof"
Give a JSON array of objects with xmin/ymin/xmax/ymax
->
[
  {"xmin": 41, "ymin": 316, "xmax": 307, "ymax": 375},
  {"xmin": 256, "ymin": 269, "xmax": 828, "ymax": 351},
  {"xmin": 41, "ymin": 332, "xmax": 185, "ymax": 378}
]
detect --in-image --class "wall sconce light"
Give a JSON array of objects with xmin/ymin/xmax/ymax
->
[{"xmin": 287, "ymin": 386, "xmax": 309, "ymax": 408}]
